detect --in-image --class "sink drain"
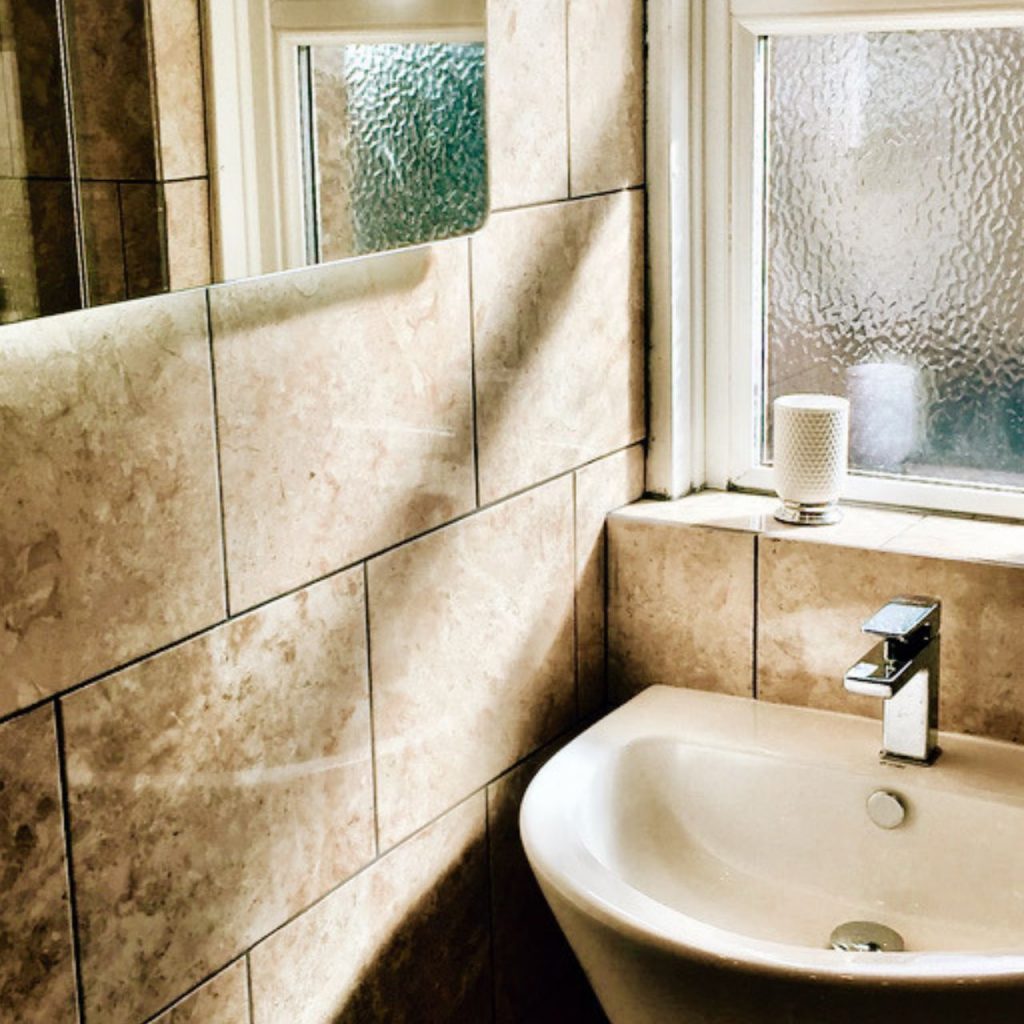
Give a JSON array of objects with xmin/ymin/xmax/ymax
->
[{"xmin": 829, "ymin": 921, "xmax": 905, "ymax": 952}]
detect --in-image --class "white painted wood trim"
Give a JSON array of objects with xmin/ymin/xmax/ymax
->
[{"xmin": 645, "ymin": 0, "xmax": 704, "ymax": 498}]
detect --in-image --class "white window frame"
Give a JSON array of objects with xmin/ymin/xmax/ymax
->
[
  {"xmin": 204, "ymin": 0, "xmax": 484, "ymax": 281},
  {"xmin": 647, "ymin": 0, "xmax": 1024, "ymax": 519}
]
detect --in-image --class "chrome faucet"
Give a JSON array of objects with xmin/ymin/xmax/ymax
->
[{"xmin": 843, "ymin": 597, "xmax": 941, "ymax": 765}]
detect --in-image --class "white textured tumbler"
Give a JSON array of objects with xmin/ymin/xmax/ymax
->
[{"xmin": 773, "ymin": 394, "xmax": 849, "ymax": 525}]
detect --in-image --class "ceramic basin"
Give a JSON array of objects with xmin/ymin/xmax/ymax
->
[{"xmin": 520, "ymin": 686, "xmax": 1024, "ymax": 1023}]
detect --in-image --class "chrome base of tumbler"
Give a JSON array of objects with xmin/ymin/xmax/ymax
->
[{"xmin": 773, "ymin": 499, "xmax": 843, "ymax": 526}]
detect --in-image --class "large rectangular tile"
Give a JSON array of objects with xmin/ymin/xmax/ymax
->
[
  {"xmin": 487, "ymin": 0, "xmax": 568, "ymax": 208},
  {"xmin": 151, "ymin": 0, "xmax": 208, "ymax": 181},
  {"xmin": 0, "ymin": 706, "xmax": 77, "ymax": 1023},
  {"xmin": 473, "ymin": 192, "xmax": 645, "ymax": 503},
  {"xmin": 165, "ymin": 178, "xmax": 211, "ymax": 291},
  {"xmin": 882, "ymin": 514, "xmax": 1024, "ymax": 566},
  {"xmin": 66, "ymin": 0, "xmax": 157, "ymax": 180},
  {"xmin": 574, "ymin": 446, "xmax": 646, "ymax": 719},
  {"xmin": 64, "ymin": 569, "xmax": 374, "ymax": 1024},
  {"xmin": 151, "ymin": 961, "xmax": 249, "ymax": 1024},
  {"xmin": 211, "ymin": 242, "xmax": 476, "ymax": 611},
  {"xmin": 608, "ymin": 519, "xmax": 756, "ymax": 703},
  {"xmin": 250, "ymin": 795, "xmax": 490, "ymax": 1024},
  {"xmin": 568, "ymin": 0, "xmax": 645, "ymax": 196},
  {"xmin": 368, "ymin": 476, "xmax": 576, "ymax": 849},
  {"xmin": 488, "ymin": 742, "xmax": 605, "ymax": 1024},
  {"xmin": 758, "ymin": 540, "xmax": 1024, "ymax": 742},
  {"xmin": 0, "ymin": 291, "xmax": 224, "ymax": 716}
]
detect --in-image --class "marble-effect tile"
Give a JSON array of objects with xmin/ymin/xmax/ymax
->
[
  {"xmin": 0, "ymin": 707, "xmax": 77, "ymax": 1023},
  {"xmin": 487, "ymin": 0, "xmax": 568, "ymax": 208},
  {"xmin": 250, "ymin": 795, "xmax": 490, "ymax": 1024},
  {"xmin": 369, "ymin": 476, "xmax": 576, "ymax": 849},
  {"xmin": 165, "ymin": 179, "xmax": 211, "ymax": 291},
  {"xmin": 473, "ymin": 192, "xmax": 645, "ymax": 503},
  {"xmin": 608, "ymin": 518, "xmax": 755, "ymax": 702},
  {"xmin": 211, "ymin": 241, "xmax": 476, "ymax": 611},
  {"xmin": 882, "ymin": 514, "xmax": 1024, "ymax": 566},
  {"xmin": 0, "ymin": 290, "xmax": 224, "ymax": 717},
  {"xmin": 758, "ymin": 539, "xmax": 1024, "ymax": 742},
  {"xmin": 568, "ymin": 0, "xmax": 644, "ymax": 196},
  {"xmin": 574, "ymin": 446, "xmax": 646, "ymax": 718},
  {"xmin": 151, "ymin": 961, "xmax": 249, "ymax": 1024},
  {"xmin": 64, "ymin": 569, "xmax": 374, "ymax": 1024}
]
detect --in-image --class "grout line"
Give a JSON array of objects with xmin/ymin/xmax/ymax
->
[
  {"xmin": 136, "ymin": 955, "xmax": 249, "ymax": 1024},
  {"xmin": 564, "ymin": 0, "xmax": 573, "ymax": 198},
  {"xmin": 468, "ymin": 236, "xmax": 482, "ymax": 508},
  {"xmin": 752, "ymin": 535, "xmax": 760, "ymax": 700},
  {"xmin": 571, "ymin": 471, "xmax": 581, "ymax": 720},
  {"xmin": 204, "ymin": 290, "xmax": 232, "ymax": 618},
  {"xmin": 363, "ymin": 562, "xmax": 382, "ymax": 858},
  {"xmin": 88, "ymin": 718, "xmax": 588, "ymax": 1024},
  {"xmin": 0, "ymin": 442, "xmax": 642, "ymax": 731},
  {"xmin": 602, "ymin": 496, "xmax": 612, "ymax": 712},
  {"xmin": 483, "ymin": 788, "xmax": 498, "ymax": 1024},
  {"xmin": 489, "ymin": 183, "xmax": 644, "ymax": 217},
  {"xmin": 53, "ymin": 702, "xmax": 88, "ymax": 1024},
  {"xmin": 245, "ymin": 953, "xmax": 255, "ymax": 1024}
]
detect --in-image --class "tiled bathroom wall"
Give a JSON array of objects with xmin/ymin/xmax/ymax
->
[
  {"xmin": 0, "ymin": 2, "xmax": 645, "ymax": 1021},
  {"xmin": 608, "ymin": 493, "xmax": 1024, "ymax": 744}
]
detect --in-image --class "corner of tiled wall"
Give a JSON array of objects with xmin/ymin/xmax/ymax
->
[
  {"xmin": 0, "ymin": 2, "xmax": 646, "ymax": 1021},
  {"xmin": 606, "ymin": 497, "xmax": 1024, "ymax": 746}
]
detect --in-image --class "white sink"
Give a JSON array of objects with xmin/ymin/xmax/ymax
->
[{"xmin": 520, "ymin": 686, "xmax": 1024, "ymax": 1023}]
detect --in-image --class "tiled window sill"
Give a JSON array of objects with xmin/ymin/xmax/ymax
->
[{"xmin": 612, "ymin": 490, "xmax": 1024, "ymax": 568}]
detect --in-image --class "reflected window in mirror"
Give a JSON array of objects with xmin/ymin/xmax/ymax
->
[
  {"xmin": 0, "ymin": 0, "xmax": 488, "ymax": 326},
  {"xmin": 298, "ymin": 42, "xmax": 486, "ymax": 261}
]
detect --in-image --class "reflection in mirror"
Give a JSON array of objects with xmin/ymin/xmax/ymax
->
[
  {"xmin": 0, "ymin": 0, "xmax": 487, "ymax": 326},
  {"xmin": 299, "ymin": 42, "xmax": 485, "ymax": 261}
]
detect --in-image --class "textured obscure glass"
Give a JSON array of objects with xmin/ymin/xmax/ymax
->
[
  {"xmin": 308, "ymin": 42, "xmax": 486, "ymax": 260},
  {"xmin": 764, "ymin": 30, "xmax": 1024, "ymax": 488}
]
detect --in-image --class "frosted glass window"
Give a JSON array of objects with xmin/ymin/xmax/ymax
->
[
  {"xmin": 763, "ymin": 29, "xmax": 1024, "ymax": 489},
  {"xmin": 301, "ymin": 42, "xmax": 486, "ymax": 261}
]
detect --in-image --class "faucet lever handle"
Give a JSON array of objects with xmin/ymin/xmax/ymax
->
[{"xmin": 862, "ymin": 597, "xmax": 940, "ymax": 642}]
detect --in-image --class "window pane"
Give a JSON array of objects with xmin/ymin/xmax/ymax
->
[
  {"xmin": 308, "ymin": 42, "xmax": 486, "ymax": 261},
  {"xmin": 764, "ymin": 30, "xmax": 1024, "ymax": 489}
]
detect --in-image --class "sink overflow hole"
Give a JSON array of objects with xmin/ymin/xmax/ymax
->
[{"xmin": 829, "ymin": 921, "xmax": 905, "ymax": 953}]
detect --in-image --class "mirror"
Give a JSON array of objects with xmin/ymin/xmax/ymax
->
[{"xmin": 0, "ymin": 0, "xmax": 487, "ymax": 325}]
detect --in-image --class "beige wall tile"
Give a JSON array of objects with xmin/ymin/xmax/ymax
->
[
  {"xmin": 64, "ymin": 568, "xmax": 374, "ymax": 1024},
  {"xmin": 0, "ymin": 707, "xmax": 77, "ymax": 1023},
  {"xmin": 488, "ymin": 741, "xmax": 604, "ymax": 1024},
  {"xmin": 151, "ymin": 0, "xmax": 208, "ymax": 182},
  {"xmin": 758, "ymin": 540, "xmax": 1024, "ymax": 742},
  {"xmin": 119, "ymin": 183, "xmax": 168, "ymax": 299},
  {"xmin": 473, "ymin": 192, "xmax": 645, "ymax": 504},
  {"xmin": 250, "ymin": 795, "xmax": 490, "ymax": 1024},
  {"xmin": 487, "ymin": 0, "xmax": 568, "ymax": 209},
  {"xmin": 211, "ymin": 242, "xmax": 476, "ymax": 612},
  {"xmin": 608, "ymin": 519, "xmax": 755, "ymax": 703},
  {"xmin": 165, "ymin": 179, "xmax": 212, "ymax": 291},
  {"xmin": 0, "ymin": 291, "xmax": 224, "ymax": 717},
  {"xmin": 882, "ymin": 514, "xmax": 1024, "ymax": 566},
  {"xmin": 66, "ymin": 0, "xmax": 156, "ymax": 180},
  {"xmin": 575, "ymin": 446, "xmax": 646, "ymax": 718},
  {"xmin": 369, "ymin": 476, "xmax": 575, "ymax": 849},
  {"xmin": 152, "ymin": 961, "xmax": 249, "ymax": 1024},
  {"xmin": 80, "ymin": 181, "xmax": 127, "ymax": 306},
  {"xmin": 568, "ymin": 0, "xmax": 644, "ymax": 196}
]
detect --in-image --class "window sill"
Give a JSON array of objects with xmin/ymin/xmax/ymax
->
[{"xmin": 614, "ymin": 490, "xmax": 1024, "ymax": 568}]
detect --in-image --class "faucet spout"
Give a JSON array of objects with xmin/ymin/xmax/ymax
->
[{"xmin": 844, "ymin": 597, "xmax": 941, "ymax": 765}]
